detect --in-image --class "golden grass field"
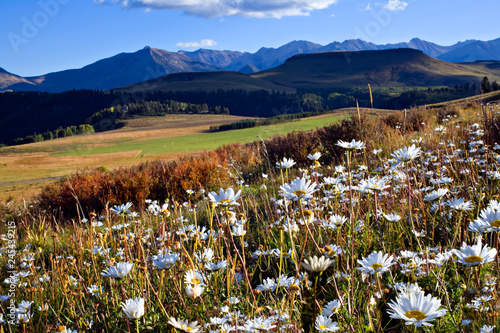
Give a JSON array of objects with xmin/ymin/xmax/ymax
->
[
  {"xmin": 0, "ymin": 109, "xmax": 389, "ymax": 201},
  {"xmin": 0, "ymin": 114, "xmax": 252, "ymax": 200}
]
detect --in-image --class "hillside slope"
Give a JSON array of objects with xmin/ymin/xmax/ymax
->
[
  {"xmin": 113, "ymin": 71, "xmax": 296, "ymax": 93},
  {"xmin": 251, "ymin": 49, "xmax": 500, "ymax": 89},
  {"xmin": 438, "ymin": 38, "xmax": 500, "ymax": 62},
  {"xmin": 2, "ymin": 47, "xmax": 219, "ymax": 93},
  {"xmin": 0, "ymin": 68, "xmax": 36, "ymax": 90}
]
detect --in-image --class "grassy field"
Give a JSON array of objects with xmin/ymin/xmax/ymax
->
[
  {"xmin": 54, "ymin": 112, "xmax": 349, "ymax": 157},
  {"xmin": 0, "ymin": 111, "xmax": 361, "ymax": 200},
  {"xmin": 3, "ymin": 102, "xmax": 500, "ymax": 333},
  {"xmin": 427, "ymin": 90, "xmax": 500, "ymax": 108}
]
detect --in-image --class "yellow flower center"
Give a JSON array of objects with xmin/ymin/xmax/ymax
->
[
  {"xmin": 186, "ymin": 328, "xmax": 193, "ymax": 332},
  {"xmin": 465, "ymin": 255, "xmax": 483, "ymax": 264},
  {"xmin": 56, "ymin": 326, "xmax": 66, "ymax": 332},
  {"xmin": 405, "ymin": 310, "xmax": 427, "ymax": 321},
  {"xmin": 220, "ymin": 199, "xmax": 232, "ymax": 205},
  {"xmin": 491, "ymin": 220, "xmax": 500, "ymax": 228},
  {"xmin": 192, "ymin": 278, "xmax": 201, "ymax": 284},
  {"xmin": 319, "ymin": 325, "xmax": 328, "ymax": 329},
  {"xmin": 289, "ymin": 284, "xmax": 300, "ymax": 292},
  {"xmin": 294, "ymin": 190, "xmax": 307, "ymax": 197},
  {"xmin": 370, "ymin": 263, "xmax": 383, "ymax": 270}
]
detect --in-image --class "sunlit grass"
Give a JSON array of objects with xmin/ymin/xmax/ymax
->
[
  {"xmin": 1, "ymin": 102, "xmax": 500, "ymax": 332},
  {"xmin": 54, "ymin": 114, "xmax": 348, "ymax": 157}
]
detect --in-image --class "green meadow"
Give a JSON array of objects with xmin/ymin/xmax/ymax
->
[{"xmin": 55, "ymin": 113, "xmax": 348, "ymax": 157}]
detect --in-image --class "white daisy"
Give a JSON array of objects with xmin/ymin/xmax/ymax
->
[
  {"xmin": 476, "ymin": 206, "xmax": 500, "ymax": 231},
  {"xmin": 479, "ymin": 324, "xmax": 496, "ymax": 333},
  {"xmin": 204, "ymin": 260, "xmax": 227, "ymax": 271},
  {"xmin": 302, "ymin": 256, "xmax": 333, "ymax": 272},
  {"xmin": 255, "ymin": 278, "xmax": 277, "ymax": 292},
  {"xmin": 185, "ymin": 284, "xmax": 205, "ymax": 298},
  {"xmin": 280, "ymin": 177, "xmax": 317, "ymax": 201},
  {"xmin": 445, "ymin": 197, "xmax": 474, "ymax": 211},
  {"xmin": 383, "ymin": 213, "xmax": 401, "ymax": 223},
  {"xmin": 167, "ymin": 317, "xmax": 202, "ymax": 333},
  {"xmin": 307, "ymin": 152, "xmax": 322, "ymax": 161},
  {"xmin": 391, "ymin": 144, "xmax": 422, "ymax": 167},
  {"xmin": 184, "ymin": 269, "xmax": 206, "ymax": 286},
  {"xmin": 315, "ymin": 315, "xmax": 340, "ymax": 332},
  {"xmin": 423, "ymin": 188, "xmax": 449, "ymax": 202},
  {"xmin": 152, "ymin": 252, "xmax": 180, "ymax": 270},
  {"xmin": 251, "ymin": 317, "xmax": 276, "ymax": 331},
  {"xmin": 453, "ymin": 239, "xmax": 497, "ymax": 266},
  {"xmin": 467, "ymin": 219, "xmax": 492, "ymax": 233},
  {"xmin": 387, "ymin": 290, "xmax": 447, "ymax": 327},
  {"xmin": 101, "ymin": 262, "xmax": 134, "ymax": 279},
  {"xmin": 335, "ymin": 139, "xmax": 366, "ymax": 151},
  {"xmin": 276, "ymin": 157, "xmax": 296, "ymax": 169},
  {"xmin": 357, "ymin": 251, "xmax": 395, "ymax": 275},
  {"xmin": 121, "ymin": 297, "xmax": 145, "ymax": 320},
  {"xmin": 208, "ymin": 188, "xmax": 242, "ymax": 207},
  {"xmin": 321, "ymin": 299, "xmax": 342, "ymax": 316}
]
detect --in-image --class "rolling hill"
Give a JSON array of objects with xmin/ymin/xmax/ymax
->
[
  {"xmin": 111, "ymin": 49, "xmax": 500, "ymax": 93},
  {"xmin": 251, "ymin": 49, "xmax": 500, "ymax": 89},
  {"xmin": 113, "ymin": 71, "xmax": 296, "ymax": 94},
  {"xmin": 109, "ymin": 48, "xmax": 500, "ymax": 96}
]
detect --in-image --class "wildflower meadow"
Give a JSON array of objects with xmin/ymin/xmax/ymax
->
[{"xmin": 1, "ymin": 102, "xmax": 500, "ymax": 332}]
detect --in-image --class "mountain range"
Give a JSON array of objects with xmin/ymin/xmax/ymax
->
[
  {"xmin": 181, "ymin": 38, "xmax": 486, "ymax": 72},
  {"xmin": 1, "ymin": 37, "xmax": 500, "ymax": 93},
  {"xmin": 115, "ymin": 49, "xmax": 500, "ymax": 93}
]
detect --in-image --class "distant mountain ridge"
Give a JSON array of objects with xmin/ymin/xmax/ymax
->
[
  {"xmin": 252, "ymin": 48, "xmax": 500, "ymax": 89},
  {"xmin": 438, "ymin": 38, "xmax": 500, "ymax": 62},
  {"xmin": 0, "ymin": 67, "xmax": 37, "ymax": 90},
  {"xmin": 116, "ymin": 49, "xmax": 500, "ymax": 94},
  {"xmin": 1, "ymin": 47, "xmax": 218, "ymax": 93},
  {"xmin": 177, "ymin": 38, "xmax": 485, "ymax": 72},
  {"xmin": 0, "ymin": 37, "xmax": 499, "ymax": 92}
]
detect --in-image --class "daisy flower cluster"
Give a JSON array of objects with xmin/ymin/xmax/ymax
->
[{"xmin": 1, "ymin": 103, "xmax": 500, "ymax": 332}]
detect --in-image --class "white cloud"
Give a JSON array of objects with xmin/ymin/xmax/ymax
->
[
  {"xmin": 382, "ymin": 0, "xmax": 407, "ymax": 11},
  {"xmin": 98, "ymin": 0, "xmax": 339, "ymax": 19},
  {"xmin": 364, "ymin": 3, "xmax": 372, "ymax": 11},
  {"xmin": 176, "ymin": 39, "xmax": 218, "ymax": 48}
]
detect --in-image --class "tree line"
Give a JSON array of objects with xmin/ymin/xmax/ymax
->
[
  {"xmin": 0, "ymin": 82, "xmax": 485, "ymax": 146},
  {"xmin": 85, "ymin": 100, "xmax": 230, "ymax": 131},
  {"xmin": 209, "ymin": 110, "xmax": 325, "ymax": 132},
  {"xmin": 10, "ymin": 124, "xmax": 95, "ymax": 146}
]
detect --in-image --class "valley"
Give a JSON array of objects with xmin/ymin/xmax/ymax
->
[{"xmin": 0, "ymin": 110, "xmax": 365, "ymax": 200}]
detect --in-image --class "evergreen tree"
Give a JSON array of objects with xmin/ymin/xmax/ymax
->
[
  {"xmin": 481, "ymin": 76, "xmax": 491, "ymax": 94},
  {"xmin": 492, "ymin": 81, "xmax": 499, "ymax": 92}
]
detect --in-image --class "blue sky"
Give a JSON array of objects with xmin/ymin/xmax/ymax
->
[{"xmin": 1, "ymin": 0, "xmax": 499, "ymax": 77}]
